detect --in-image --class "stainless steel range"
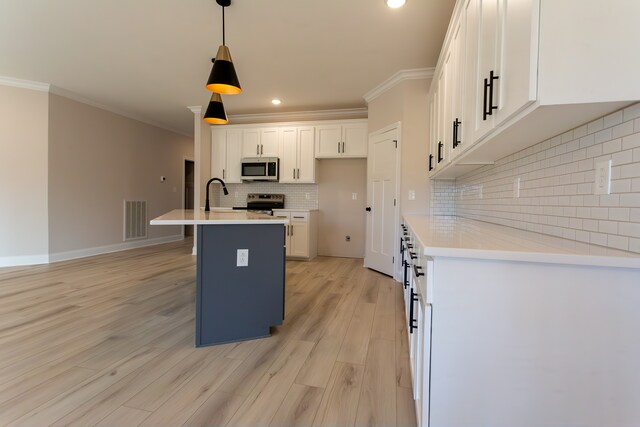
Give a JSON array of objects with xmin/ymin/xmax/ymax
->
[{"xmin": 233, "ymin": 194, "xmax": 284, "ymax": 215}]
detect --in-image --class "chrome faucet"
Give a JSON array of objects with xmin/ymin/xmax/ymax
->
[{"xmin": 204, "ymin": 177, "xmax": 229, "ymax": 212}]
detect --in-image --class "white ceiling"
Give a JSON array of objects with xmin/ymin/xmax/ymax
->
[{"xmin": 0, "ymin": 0, "xmax": 455, "ymax": 136}]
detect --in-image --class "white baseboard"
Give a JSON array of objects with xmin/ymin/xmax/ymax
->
[
  {"xmin": 48, "ymin": 235, "xmax": 185, "ymax": 264},
  {"xmin": 0, "ymin": 254, "xmax": 50, "ymax": 268}
]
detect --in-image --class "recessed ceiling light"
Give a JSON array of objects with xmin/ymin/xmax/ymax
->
[
  {"xmin": 386, "ymin": 0, "xmax": 406, "ymax": 8},
  {"xmin": 271, "ymin": 99, "xmax": 282, "ymax": 105}
]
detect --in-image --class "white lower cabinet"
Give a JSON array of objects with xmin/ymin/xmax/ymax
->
[
  {"xmin": 272, "ymin": 210, "xmax": 318, "ymax": 259},
  {"xmin": 401, "ymin": 222, "xmax": 432, "ymax": 427}
]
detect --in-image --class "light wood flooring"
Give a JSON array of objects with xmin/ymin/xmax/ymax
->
[{"xmin": 0, "ymin": 239, "xmax": 416, "ymax": 427}]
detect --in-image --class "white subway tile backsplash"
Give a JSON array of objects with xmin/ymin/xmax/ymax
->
[
  {"xmin": 212, "ymin": 182, "xmax": 318, "ymax": 209},
  {"xmin": 603, "ymin": 110, "xmax": 623, "ymax": 128},
  {"xmin": 608, "ymin": 235, "xmax": 629, "ymax": 251},
  {"xmin": 587, "ymin": 118, "xmax": 604, "ymax": 134},
  {"xmin": 622, "ymin": 133, "xmax": 640, "ymax": 150},
  {"xmin": 603, "ymin": 139, "xmax": 621, "ymax": 154},
  {"xmin": 448, "ymin": 103, "xmax": 640, "ymax": 254},
  {"xmin": 624, "ymin": 103, "xmax": 640, "ymax": 122},
  {"xmin": 612, "ymin": 120, "xmax": 635, "ymax": 139}
]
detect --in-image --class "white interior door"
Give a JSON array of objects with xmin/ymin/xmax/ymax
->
[{"xmin": 365, "ymin": 127, "xmax": 398, "ymax": 276}]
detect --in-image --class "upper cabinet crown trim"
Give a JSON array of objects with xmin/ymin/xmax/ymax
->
[
  {"xmin": 227, "ymin": 108, "xmax": 367, "ymax": 125},
  {"xmin": 363, "ymin": 68, "xmax": 435, "ymax": 104}
]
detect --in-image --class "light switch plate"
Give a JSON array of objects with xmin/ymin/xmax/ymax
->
[
  {"xmin": 513, "ymin": 177, "xmax": 520, "ymax": 198},
  {"xmin": 236, "ymin": 249, "xmax": 249, "ymax": 267},
  {"xmin": 594, "ymin": 160, "xmax": 612, "ymax": 195},
  {"xmin": 408, "ymin": 190, "xmax": 416, "ymax": 200},
  {"xmin": 352, "ymin": 193, "xmax": 358, "ymax": 200}
]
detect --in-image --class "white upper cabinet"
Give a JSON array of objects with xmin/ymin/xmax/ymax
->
[
  {"xmin": 279, "ymin": 126, "xmax": 316, "ymax": 183},
  {"xmin": 430, "ymin": 0, "xmax": 640, "ymax": 178},
  {"xmin": 315, "ymin": 121, "xmax": 368, "ymax": 158},
  {"xmin": 241, "ymin": 128, "xmax": 279, "ymax": 158},
  {"xmin": 211, "ymin": 128, "xmax": 242, "ymax": 183}
]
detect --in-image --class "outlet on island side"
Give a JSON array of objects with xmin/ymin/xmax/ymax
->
[{"xmin": 236, "ymin": 249, "xmax": 249, "ymax": 267}]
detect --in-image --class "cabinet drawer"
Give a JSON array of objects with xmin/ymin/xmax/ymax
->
[{"xmin": 290, "ymin": 212, "xmax": 309, "ymax": 221}]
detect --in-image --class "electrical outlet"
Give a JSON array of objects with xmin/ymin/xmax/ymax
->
[
  {"xmin": 236, "ymin": 249, "xmax": 249, "ymax": 267},
  {"xmin": 408, "ymin": 190, "xmax": 416, "ymax": 200},
  {"xmin": 595, "ymin": 160, "xmax": 612, "ymax": 195},
  {"xmin": 305, "ymin": 193, "xmax": 310, "ymax": 200},
  {"xmin": 513, "ymin": 177, "xmax": 520, "ymax": 198},
  {"xmin": 352, "ymin": 193, "xmax": 358, "ymax": 200}
]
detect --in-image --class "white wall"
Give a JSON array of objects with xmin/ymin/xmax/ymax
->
[
  {"xmin": 0, "ymin": 85, "xmax": 50, "ymax": 265},
  {"xmin": 368, "ymin": 78, "xmax": 431, "ymax": 216}
]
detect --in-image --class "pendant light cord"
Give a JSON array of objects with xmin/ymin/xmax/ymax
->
[{"xmin": 222, "ymin": 6, "xmax": 226, "ymax": 46}]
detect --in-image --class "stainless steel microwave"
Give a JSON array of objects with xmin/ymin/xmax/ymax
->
[{"xmin": 241, "ymin": 157, "xmax": 279, "ymax": 181}]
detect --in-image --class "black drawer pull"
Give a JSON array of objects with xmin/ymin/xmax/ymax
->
[
  {"xmin": 437, "ymin": 141, "xmax": 443, "ymax": 163},
  {"xmin": 409, "ymin": 251, "xmax": 417, "ymax": 260},
  {"xmin": 409, "ymin": 289, "xmax": 419, "ymax": 334},
  {"xmin": 413, "ymin": 265, "xmax": 424, "ymax": 277},
  {"xmin": 403, "ymin": 260, "xmax": 409, "ymax": 289},
  {"xmin": 429, "ymin": 154, "xmax": 434, "ymax": 171}
]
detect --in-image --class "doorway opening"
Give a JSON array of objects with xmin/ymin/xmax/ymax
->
[{"xmin": 184, "ymin": 159, "xmax": 195, "ymax": 237}]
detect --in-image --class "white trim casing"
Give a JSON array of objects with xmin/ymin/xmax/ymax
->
[
  {"xmin": 227, "ymin": 107, "xmax": 368, "ymax": 124},
  {"xmin": 48, "ymin": 235, "xmax": 184, "ymax": 264},
  {"xmin": 0, "ymin": 76, "xmax": 50, "ymax": 92},
  {"xmin": 363, "ymin": 68, "xmax": 435, "ymax": 104}
]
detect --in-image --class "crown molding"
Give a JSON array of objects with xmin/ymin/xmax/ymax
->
[
  {"xmin": 363, "ymin": 68, "xmax": 435, "ymax": 104},
  {"xmin": 0, "ymin": 76, "xmax": 50, "ymax": 92},
  {"xmin": 50, "ymin": 86, "xmax": 190, "ymax": 137},
  {"xmin": 227, "ymin": 107, "xmax": 368, "ymax": 124}
]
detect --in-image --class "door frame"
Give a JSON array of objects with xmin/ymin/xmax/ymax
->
[
  {"xmin": 182, "ymin": 157, "xmax": 195, "ymax": 238},
  {"xmin": 364, "ymin": 121, "xmax": 402, "ymax": 279}
]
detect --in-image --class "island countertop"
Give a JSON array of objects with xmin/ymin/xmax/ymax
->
[{"xmin": 150, "ymin": 209, "xmax": 289, "ymax": 225}]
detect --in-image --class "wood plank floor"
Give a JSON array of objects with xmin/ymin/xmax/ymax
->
[{"xmin": 0, "ymin": 239, "xmax": 416, "ymax": 427}]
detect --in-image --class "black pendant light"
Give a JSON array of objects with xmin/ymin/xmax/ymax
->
[
  {"xmin": 206, "ymin": 0, "xmax": 242, "ymax": 95},
  {"xmin": 203, "ymin": 92, "xmax": 228, "ymax": 125}
]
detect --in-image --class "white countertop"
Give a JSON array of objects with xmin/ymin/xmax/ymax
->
[
  {"xmin": 150, "ymin": 209, "xmax": 289, "ymax": 225},
  {"xmin": 272, "ymin": 208, "xmax": 318, "ymax": 212},
  {"xmin": 403, "ymin": 215, "xmax": 640, "ymax": 269}
]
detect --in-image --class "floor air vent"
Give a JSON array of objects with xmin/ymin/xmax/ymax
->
[{"xmin": 124, "ymin": 200, "xmax": 147, "ymax": 241}]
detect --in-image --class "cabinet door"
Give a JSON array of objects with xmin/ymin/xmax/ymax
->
[
  {"xmin": 474, "ymin": 0, "xmax": 500, "ymax": 141},
  {"xmin": 225, "ymin": 129, "xmax": 243, "ymax": 183},
  {"xmin": 315, "ymin": 125, "xmax": 342, "ymax": 158},
  {"xmin": 435, "ymin": 66, "xmax": 448, "ymax": 170},
  {"xmin": 442, "ymin": 46, "xmax": 456, "ymax": 165},
  {"xmin": 420, "ymin": 303, "xmax": 432, "ymax": 427},
  {"xmin": 273, "ymin": 212, "xmax": 291, "ymax": 256},
  {"xmin": 279, "ymin": 127, "xmax": 298, "ymax": 183},
  {"xmin": 462, "ymin": 0, "xmax": 480, "ymax": 148},
  {"xmin": 289, "ymin": 214, "xmax": 309, "ymax": 258},
  {"xmin": 242, "ymin": 129, "xmax": 261, "ymax": 157},
  {"xmin": 342, "ymin": 123, "xmax": 368, "ymax": 157},
  {"xmin": 297, "ymin": 127, "xmax": 316, "ymax": 183},
  {"xmin": 450, "ymin": 18, "xmax": 466, "ymax": 160},
  {"xmin": 495, "ymin": 0, "xmax": 538, "ymax": 125},
  {"xmin": 211, "ymin": 128, "xmax": 226, "ymax": 180},
  {"xmin": 260, "ymin": 128, "xmax": 280, "ymax": 157},
  {"xmin": 428, "ymin": 92, "xmax": 437, "ymax": 175}
]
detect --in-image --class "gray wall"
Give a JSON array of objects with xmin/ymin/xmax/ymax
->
[
  {"xmin": 0, "ymin": 85, "xmax": 50, "ymax": 264},
  {"xmin": 48, "ymin": 94, "xmax": 193, "ymax": 257}
]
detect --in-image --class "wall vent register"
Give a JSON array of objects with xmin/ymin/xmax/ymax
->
[{"xmin": 124, "ymin": 200, "xmax": 147, "ymax": 240}]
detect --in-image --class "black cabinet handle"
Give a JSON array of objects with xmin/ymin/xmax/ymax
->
[
  {"xmin": 453, "ymin": 118, "xmax": 461, "ymax": 148},
  {"xmin": 437, "ymin": 141, "xmax": 443, "ymax": 163},
  {"xmin": 483, "ymin": 70, "xmax": 499, "ymax": 120},
  {"xmin": 409, "ymin": 289, "xmax": 419, "ymax": 334},
  {"xmin": 429, "ymin": 154, "xmax": 433, "ymax": 171},
  {"xmin": 406, "ymin": 243, "xmax": 413, "ymax": 249},
  {"xmin": 413, "ymin": 264, "xmax": 424, "ymax": 277},
  {"xmin": 365, "ymin": 207, "xmax": 371, "ymax": 212},
  {"xmin": 403, "ymin": 260, "xmax": 409, "ymax": 289},
  {"xmin": 409, "ymin": 251, "xmax": 417, "ymax": 260}
]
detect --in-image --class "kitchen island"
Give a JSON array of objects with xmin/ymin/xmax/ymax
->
[{"xmin": 151, "ymin": 209, "xmax": 288, "ymax": 347}]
